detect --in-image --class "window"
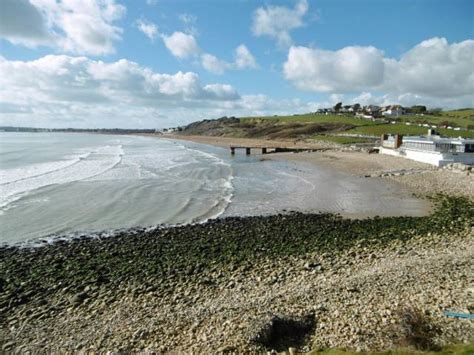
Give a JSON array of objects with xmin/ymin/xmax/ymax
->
[{"xmin": 465, "ymin": 144, "xmax": 474, "ymax": 153}]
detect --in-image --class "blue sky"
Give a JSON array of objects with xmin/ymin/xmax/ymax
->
[{"xmin": 0, "ymin": 0, "xmax": 473, "ymax": 128}]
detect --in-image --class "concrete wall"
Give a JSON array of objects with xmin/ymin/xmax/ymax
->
[
  {"xmin": 380, "ymin": 147, "xmax": 474, "ymax": 167},
  {"xmin": 439, "ymin": 153, "xmax": 474, "ymax": 166},
  {"xmin": 403, "ymin": 149, "xmax": 444, "ymax": 166},
  {"xmin": 380, "ymin": 147, "xmax": 401, "ymax": 157}
]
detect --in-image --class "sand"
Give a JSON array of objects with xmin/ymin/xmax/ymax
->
[{"xmin": 160, "ymin": 134, "xmax": 474, "ymax": 200}]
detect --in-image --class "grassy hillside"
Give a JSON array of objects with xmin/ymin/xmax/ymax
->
[
  {"xmin": 241, "ymin": 114, "xmax": 379, "ymax": 126},
  {"xmin": 345, "ymin": 124, "xmax": 474, "ymax": 138},
  {"xmin": 178, "ymin": 111, "xmax": 474, "ymax": 144},
  {"xmin": 394, "ymin": 110, "xmax": 474, "ymax": 129},
  {"xmin": 178, "ymin": 116, "xmax": 355, "ymax": 139}
]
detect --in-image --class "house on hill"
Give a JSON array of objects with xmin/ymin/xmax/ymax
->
[
  {"xmin": 381, "ymin": 105, "xmax": 405, "ymax": 118},
  {"xmin": 362, "ymin": 105, "xmax": 381, "ymax": 117}
]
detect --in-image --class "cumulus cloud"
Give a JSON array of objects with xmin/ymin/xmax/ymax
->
[
  {"xmin": 161, "ymin": 31, "xmax": 200, "ymax": 59},
  {"xmin": 0, "ymin": 54, "xmax": 312, "ymax": 128},
  {"xmin": 136, "ymin": 18, "xmax": 158, "ymax": 41},
  {"xmin": 160, "ymin": 31, "xmax": 257, "ymax": 75},
  {"xmin": 203, "ymin": 84, "xmax": 239, "ymax": 100},
  {"xmin": 284, "ymin": 37, "xmax": 474, "ymax": 106},
  {"xmin": 234, "ymin": 44, "xmax": 258, "ymax": 69},
  {"xmin": 252, "ymin": 0, "xmax": 308, "ymax": 47},
  {"xmin": 200, "ymin": 53, "xmax": 230, "ymax": 75},
  {"xmin": 0, "ymin": 55, "xmax": 244, "ymax": 127},
  {"xmin": 0, "ymin": 0, "xmax": 51, "ymax": 46},
  {"xmin": 284, "ymin": 45, "xmax": 385, "ymax": 92},
  {"xmin": 199, "ymin": 45, "xmax": 258, "ymax": 74},
  {"xmin": 384, "ymin": 37, "xmax": 474, "ymax": 98},
  {"xmin": 0, "ymin": 0, "xmax": 126, "ymax": 55}
]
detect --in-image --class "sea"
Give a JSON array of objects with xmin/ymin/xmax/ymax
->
[{"xmin": 0, "ymin": 132, "xmax": 429, "ymax": 246}]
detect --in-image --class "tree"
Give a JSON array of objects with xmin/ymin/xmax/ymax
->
[
  {"xmin": 353, "ymin": 103, "xmax": 361, "ymax": 112},
  {"xmin": 333, "ymin": 102, "xmax": 342, "ymax": 112},
  {"xmin": 410, "ymin": 105, "xmax": 427, "ymax": 114}
]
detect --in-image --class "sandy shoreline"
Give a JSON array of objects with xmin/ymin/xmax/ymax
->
[{"xmin": 156, "ymin": 133, "xmax": 474, "ymax": 200}]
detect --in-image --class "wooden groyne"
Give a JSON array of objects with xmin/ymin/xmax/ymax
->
[{"xmin": 230, "ymin": 146, "xmax": 321, "ymax": 155}]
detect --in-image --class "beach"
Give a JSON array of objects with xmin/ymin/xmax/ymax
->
[
  {"xmin": 1, "ymin": 197, "xmax": 473, "ymax": 352},
  {"xmin": 166, "ymin": 133, "xmax": 474, "ymax": 199},
  {"xmin": 1, "ymin": 134, "xmax": 473, "ymax": 353}
]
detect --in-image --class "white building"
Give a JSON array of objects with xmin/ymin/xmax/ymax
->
[
  {"xmin": 380, "ymin": 131, "xmax": 474, "ymax": 167},
  {"xmin": 381, "ymin": 105, "xmax": 405, "ymax": 118}
]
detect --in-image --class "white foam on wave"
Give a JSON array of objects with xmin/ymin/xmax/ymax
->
[
  {"xmin": 0, "ymin": 144, "xmax": 124, "ymax": 211},
  {"xmin": 0, "ymin": 152, "xmax": 92, "ymax": 185}
]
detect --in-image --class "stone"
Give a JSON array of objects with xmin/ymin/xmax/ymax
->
[
  {"xmin": 304, "ymin": 262, "xmax": 322, "ymax": 271},
  {"xmin": 70, "ymin": 292, "xmax": 88, "ymax": 305},
  {"xmin": 2, "ymin": 341, "xmax": 15, "ymax": 351}
]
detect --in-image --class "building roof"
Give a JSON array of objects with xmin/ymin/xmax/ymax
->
[{"xmin": 402, "ymin": 135, "xmax": 474, "ymax": 145}]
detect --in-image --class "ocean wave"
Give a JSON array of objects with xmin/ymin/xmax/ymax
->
[
  {"xmin": 0, "ymin": 151, "xmax": 92, "ymax": 185},
  {"xmin": 0, "ymin": 144, "xmax": 124, "ymax": 210},
  {"xmin": 0, "ymin": 135, "xmax": 237, "ymax": 245}
]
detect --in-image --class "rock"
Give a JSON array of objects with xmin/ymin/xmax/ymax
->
[
  {"xmin": 70, "ymin": 292, "xmax": 88, "ymax": 305},
  {"xmin": 217, "ymin": 345, "xmax": 236, "ymax": 353},
  {"xmin": 304, "ymin": 262, "xmax": 322, "ymax": 271},
  {"xmin": 2, "ymin": 341, "xmax": 15, "ymax": 351}
]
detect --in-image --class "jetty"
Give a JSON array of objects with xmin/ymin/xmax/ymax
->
[{"xmin": 230, "ymin": 145, "xmax": 319, "ymax": 155}]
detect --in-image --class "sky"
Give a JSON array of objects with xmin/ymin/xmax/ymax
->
[{"xmin": 0, "ymin": 0, "xmax": 473, "ymax": 129}]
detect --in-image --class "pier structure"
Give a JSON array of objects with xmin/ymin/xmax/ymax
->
[{"xmin": 230, "ymin": 146, "xmax": 316, "ymax": 155}]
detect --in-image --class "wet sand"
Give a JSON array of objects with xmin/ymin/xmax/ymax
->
[
  {"xmin": 152, "ymin": 134, "xmax": 434, "ymax": 217},
  {"xmin": 160, "ymin": 134, "xmax": 473, "ymax": 201}
]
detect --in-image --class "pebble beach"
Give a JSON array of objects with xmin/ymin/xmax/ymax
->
[{"xmin": 1, "ymin": 136, "xmax": 473, "ymax": 353}]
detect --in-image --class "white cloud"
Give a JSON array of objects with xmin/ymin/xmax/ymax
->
[
  {"xmin": 178, "ymin": 13, "xmax": 198, "ymax": 36},
  {"xmin": 203, "ymin": 84, "xmax": 239, "ymax": 100},
  {"xmin": 234, "ymin": 44, "xmax": 258, "ymax": 69},
  {"xmin": 179, "ymin": 13, "xmax": 197, "ymax": 25},
  {"xmin": 284, "ymin": 45, "xmax": 385, "ymax": 92},
  {"xmin": 283, "ymin": 37, "xmax": 474, "ymax": 107},
  {"xmin": 252, "ymin": 0, "xmax": 308, "ymax": 47},
  {"xmin": 0, "ymin": 0, "xmax": 126, "ymax": 56},
  {"xmin": 0, "ymin": 55, "xmax": 244, "ymax": 127},
  {"xmin": 384, "ymin": 37, "xmax": 474, "ymax": 98},
  {"xmin": 146, "ymin": 0, "xmax": 158, "ymax": 5},
  {"xmin": 200, "ymin": 45, "xmax": 258, "ymax": 75},
  {"xmin": 161, "ymin": 31, "xmax": 200, "ymax": 59},
  {"xmin": 329, "ymin": 94, "xmax": 345, "ymax": 105},
  {"xmin": 200, "ymin": 53, "xmax": 230, "ymax": 75},
  {"xmin": 0, "ymin": 0, "xmax": 52, "ymax": 46},
  {"xmin": 160, "ymin": 31, "xmax": 257, "ymax": 75},
  {"xmin": 136, "ymin": 19, "xmax": 158, "ymax": 41},
  {"xmin": 0, "ymin": 54, "xmax": 316, "ymax": 128}
]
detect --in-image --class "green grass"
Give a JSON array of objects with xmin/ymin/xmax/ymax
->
[
  {"xmin": 241, "ymin": 114, "xmax": 379, "ymax": 126},
  {"xmin": 311, "ymin": 135, "xmax": 373, "ymax": 144},
  {"xmin": 345, "ymin": 124, "xmax": 474, "ymax": 138},
  {"xmin": 394, "ymin": 111, "xmax": 474, "ymax": 129}
]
